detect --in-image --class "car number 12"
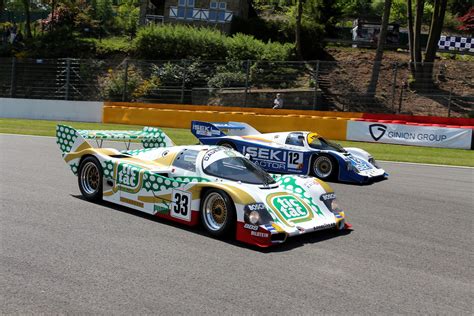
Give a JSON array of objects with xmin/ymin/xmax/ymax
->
[
  {"xmin": 171, "ymin": 189, "xmax": 192, "ymax": 221},
  {"xmin": 287, "ymin": 152, "xmax": 303, "ymax": 169}
]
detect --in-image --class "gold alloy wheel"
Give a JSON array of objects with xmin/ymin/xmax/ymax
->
[
  {"xmin": 80, "ymin": 161, "xmax": 100, "ymax": 195},
  {"xmin": 203, "ymin": 192, "xmax": 228, "ymax": 231}
]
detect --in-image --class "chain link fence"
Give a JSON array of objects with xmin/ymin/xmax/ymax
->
[{"xmin": 0, "ymin": 57, "xmax": 472, "ymax": 117}]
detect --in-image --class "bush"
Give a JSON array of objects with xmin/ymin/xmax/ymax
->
[
  {"xmin": 26, "ymin": 29, "xmax": 96, "ymax": 58},
  {"xmin": 207, "ymin": 62, "xmax": 247, "ymax": 88},
  {"xmin": 150, "ymin": 60, "xmax": 209, "ymax": 88},
  {"xmin": 98, "ymin": 64, "xmax": 157, "ymax": 101},
  {"xmin": 134, "ymin": 24, "xmax": 293, "ymax": 61},
  {"xmin": 225, "ymin": 33, "xmax": 293, "ymax": 61},
  {"xmin": 92, "ymin": 37, "xmax": 134, "ymax": 58},
  {"xmin": 134, "ymin": 24, "xmax": 227, "ymax": 60}
]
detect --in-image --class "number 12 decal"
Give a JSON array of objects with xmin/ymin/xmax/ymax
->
[
  {"xmin": 171, "ymin": 189, "xmax": 192, "ymax": 221},
  {"xmin": 287, "ymin": 152, "xmax": 303, "ymax": 169}
]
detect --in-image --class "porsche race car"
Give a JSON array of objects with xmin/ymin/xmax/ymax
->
[
  {"xmin": 191, "ymin": 121, "xmax": 388, "ymax": 184},
  {"xmin": 57, "ymin": 125, "xmax": 351, "ymax": 247}
]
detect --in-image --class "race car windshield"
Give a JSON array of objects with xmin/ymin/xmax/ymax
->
[
  {"xmin": 308, "ymin": 136, "xmax": 346, "ymax": 153},
  {"xmin": 203, "ymin": 157, "xmax": 276, "ymax": 185}
]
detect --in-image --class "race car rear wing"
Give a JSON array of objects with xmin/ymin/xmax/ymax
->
[
  {"xmin": 191, "ymin": 121, "xmax": 261, "ymax": 139},
  {"xmin": 56, "ymin": 124, "xmax": 174, "ymax": 156}
]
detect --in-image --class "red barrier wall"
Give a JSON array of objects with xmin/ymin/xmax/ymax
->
[{"xmin": 362, "ymin": 113, "xmax": 474, "ymax": 126}]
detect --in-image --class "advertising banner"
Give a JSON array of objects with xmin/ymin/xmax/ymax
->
[{"xmin": 347, "ymin": 121, "xmax": 473, "ymax": 149}]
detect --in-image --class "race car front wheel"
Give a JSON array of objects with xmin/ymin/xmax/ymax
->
[
  {"xmin": 312, "ymin": 155, "xmax": 336, "ymax": 180},
  {"xmin": 78, "ymin": 156, "xmax": 103, "ymax": 202},
  {"xmin": 201, "ymin": 189, "xmax": 236, "ymax": 237}
]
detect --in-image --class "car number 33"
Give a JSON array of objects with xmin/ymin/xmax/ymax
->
[{"xmin": 172, "ymin": 190, "xmax": 192, "ymax": 221}]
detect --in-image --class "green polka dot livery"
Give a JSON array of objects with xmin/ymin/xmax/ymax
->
[
  {"xmin": 56, "ymin": 125, "xmax": 79, "ymax": 154},
  {"xmin": 142, "ymin": 172, "xmax": 210, "ymax": 192},
  {"xmin": 277, "ymin": 175, "xmax": 324, "ymax": 216}
]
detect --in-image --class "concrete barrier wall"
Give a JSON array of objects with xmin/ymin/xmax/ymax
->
[{"xmin": 0, "ymin": 98, "xmax": 103, "ymax": 122}]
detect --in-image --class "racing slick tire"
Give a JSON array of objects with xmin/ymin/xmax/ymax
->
[
  {"xmin": 217, "ymin": 141, "xmax": 236, "ymax": 150},
  {"xmin": 78, "ymin": 156, "xmax": 103, "ymax": 202},
  {"xmin": 201, "ymin": 189, "xmax": 236, "ymax": 238},
  {"xmin": 311, "ymin": 154, "xmax": 338, "ymax": 181}
]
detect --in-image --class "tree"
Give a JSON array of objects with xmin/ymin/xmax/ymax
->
[
  {"xmin": 21, "ymin": 0, "xmax": 32, "ymax": 38},
  {"xmin": 407, "ymin": 0, "xmax": 448, "ymax": 90},
  {"xmin": 366, "ymin": 0, "xmax": 391, "ymax": 96},
  {"xmin": 295, "ymin": 0, "xmax": 303, "ymax": 59},
  {"xmin": 116, "ymin": 0, "xmax": 140, "ymax": 39},
  {"xmin": 138, "ymin": 0, "xmax": 147, "ymax": 26}
]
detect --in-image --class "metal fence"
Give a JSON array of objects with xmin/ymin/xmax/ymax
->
[{"xmin": 0, "ymin": 57, "xmax": 472, "ymax": 117}]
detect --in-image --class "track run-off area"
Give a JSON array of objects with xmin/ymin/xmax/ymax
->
[{"xmin": 1, "ymin": 134, "xmax": 472, "ymax": 314}]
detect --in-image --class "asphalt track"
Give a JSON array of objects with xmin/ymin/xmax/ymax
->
[{"xmin": 1, "ymin": 134, "xmax": 473, "ymax": 314}]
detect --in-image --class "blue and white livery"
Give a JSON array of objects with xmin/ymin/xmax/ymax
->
[{"xmin": 191, "ymin": 121, "xmax": 388, "ymax": 184}]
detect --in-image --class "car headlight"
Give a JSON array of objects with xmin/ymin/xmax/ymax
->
[
  {"xmin": 347, "ymin": 161, "xmax": 360, "ymax": 172},
  {"xmin": 331, "ymin": 199, "xmax": 343, "ymax": 213},
  {"xmin": 368, "ymin": 157, "xmax": 379, "ymax": 168},
  {"xmin": 248, "ymin": 211, "xmax": 260, "ymax": 224},
  {"xmin": 244, "ymin": 203, "xmax": 273, "ymax": 225},
  {"xmin": 320, "ymin": 193, "xmax": 344, "ymax": 213}
]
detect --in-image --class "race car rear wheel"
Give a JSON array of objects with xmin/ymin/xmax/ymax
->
[
  {"xmin": 201, "ymin": 189, "xmax": 236, "ymax": 237},
  {"xmin": 312, "ymin": 155, "xmax": 337, "ymax": 180},
  {"xmin": 78, "ymin": 156, "xmax": 103, "ymax": 202},
  {"xmin": 218, "ymin": 141, "xmax": 236, "ymax": 150}
]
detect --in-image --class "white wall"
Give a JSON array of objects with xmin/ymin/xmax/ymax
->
[{"xmin": 0, "ymin": 98, "xmax": 103, "ymax": 123}]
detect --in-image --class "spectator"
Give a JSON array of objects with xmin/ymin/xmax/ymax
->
[{"xmin": 273, "ymin": 93, "xmax": 283, "ymax": 109}]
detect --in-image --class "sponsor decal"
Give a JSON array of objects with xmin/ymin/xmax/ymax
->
[
  {"xmin": 369, "ymin": 124, "xmax": 387, "ymax": 141},
  {"xmin": 243, "ymin": 146, "xmax": 284, "ymax": 161},
  {"xmin": 320, "ymin": 193, "xmax": 336, "ymax": 201},
  {"xmin": 251, "ymin": 231, "xmax": 269, "ymax": 238},
  {"xmin": 313, "ymin": 223, "xmax": 336, "ymax": 231},
  {"xmin": 242, "ymin": 146, "xmax": 303, "ymax": 171},
  {"xmin": 193, "ymin": 124, "xmax": 221, "ymax": 137},
  {"xmin": 244, "ymin": 223, "xmax": 259, "ymax": 231},
  {"xmin": 154, "ymin": 205, "xmax": 168, "ymax": 214},
  {"xmin": 117, "ymin": 163, "xmax": 141, "ymax": 188},
  {"xmin": 370, "ymin": 124, "xmax": 450, "ymax": 143},
  {"xmin": 271, "ymin": 195, "xmax": 309, "ymax": 221},
  {"xmin": 387, "ymin": 131, "xmax": 448, "ymax": 142},
  {"xmin": 246, "ymin": 203, "xmax": 266, "ymax": 211},
  {"xmin": 348, "ymin": 121, "xmax": 472, "ymax": 149},
  {"xmin": 203, "ymin": 147, "xmax": 226, "ymax": 161}
]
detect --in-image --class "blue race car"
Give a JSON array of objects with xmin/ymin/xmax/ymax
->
[{"xmin": 191, "ymin": 121, "xmax": 388, "ymax": 184}]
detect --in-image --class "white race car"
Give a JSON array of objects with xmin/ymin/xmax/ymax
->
[
  {"xmin": 192, "ymin": 121, "xmax": 388, "ymax": 184},
  {"xmin": 57, "ymin": 125, "xmax": 351, "ymax": 248}
]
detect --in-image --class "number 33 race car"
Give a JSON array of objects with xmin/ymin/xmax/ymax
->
[
  {"xmin": 191, "ymin": 121, "xmax": 388, "ymax": 184},
  {"xmin": 57, "ymin": 125, "xmax": 351, "ymax": 248}
]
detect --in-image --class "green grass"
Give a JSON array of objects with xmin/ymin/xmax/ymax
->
[{"xmin": 1, "ymin": 118, "xmax": 472, "ymax": 167}]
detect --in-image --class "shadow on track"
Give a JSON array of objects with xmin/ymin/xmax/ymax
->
[{"xmin": 71, "ymin": 194, "xmax": 352, "ymax": 253}]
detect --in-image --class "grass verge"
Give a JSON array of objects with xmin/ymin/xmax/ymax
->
[{"xmin": 1, "ymin": 118, "xmax": 472, "ymax": 167}]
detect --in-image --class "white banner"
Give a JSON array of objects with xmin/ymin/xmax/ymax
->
[{"xmin": 347, "ymin": 121, "xmax": 473, "ymax": 150}]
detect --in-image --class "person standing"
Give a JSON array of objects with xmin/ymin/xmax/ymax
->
[{"xmin": 273, "ymin": 93, "xmax": 283, "ymax": 109}]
